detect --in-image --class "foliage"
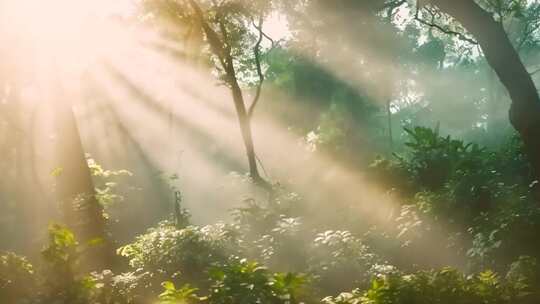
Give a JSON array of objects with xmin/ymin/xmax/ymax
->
[
  {"xmin": 374, "ymin": 126, "xmax": 533, "ymax": 220},
  {"xmin": 117, "ymin": 221, "xmax": 238, "ymax": 286},
  {"xmin": 87, "ymin": 269, "xmax": 153, "ymax": 304},
  {"xmin": 309, "ymin": 230, "xmax": 380, "ymax": 294},
  {"xmin": 323, "ymin": 260, "xmax": 540, "ymax": 304},
  {"xmin": 467, "ymin": 202, "xmax": 540, "ymax": 271},
  {"xmin": 367, "ymin": 126, "xmax": 539, "ymax": 272},
  {"xmin": 265, "ymin": 49, "xmax": 384, "ymax": 159},
  {"xmin": 396, "ymin": 126, "xmax": 488, "ymax": 192},
  {"xmin": 41, "ymin": 223, "xmax": 78, "ymax": 264},
  {"xmin": 158, "ymin": 281, "xmax": 203, "ymax": 304},
  {"xmin": 230, "ymin": 191, "xmax": 310, "ymax": 272},
  {"xmin": 87, "ymin": 156, "xmax": 133, "ymax": 209},
  {"xmin": 3, "ymin": 0, "xmax": 540, "ymax": 303},
  {"xmin": 4, "ymin": 131, "xmax": 540, "ymax": 303},
  {"xmin": 40, "ymin": 223, "xmax": 103, "ymax": 303},
  {"xmin": 207, "ymin": 257, "xmax": 306, "ymax": 304},
  {"xmin": 0, "ymin": 252, "xmax": 36, "ymax": 302}
]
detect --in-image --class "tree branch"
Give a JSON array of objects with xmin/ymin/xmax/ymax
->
[
  {"xmin": 415, "ymin": 5, "xmax": 478, "ymax": 45},
  {"xmin": 247, "ymin": 16, "xmax": 283, "ymax": 119},
  {"xmin": 187, "ymin": 0, "xmax": 229, "ymax": 71},
  {"xmin": 530, "ymin": 67, "xmax": 540, "ymax": 76},
  {"xmin": 247, "ymin": 16, "xmax": 265, "ymax": 119}
]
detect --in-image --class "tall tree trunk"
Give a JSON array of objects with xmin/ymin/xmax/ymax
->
[
  {"xmin": 229, "ymin": 79, "xmax": 268, "ymax": 187},
  {"xmin": 187, "ymin": 0, "xmax": 271, "ymax": 191},
  {"xmin": 429, "ymin": 0, "xmax": 540, "ymax": 194},
  {"xmin": 54, "ymin": 94, "xmax": 112, "ymax": 269}
]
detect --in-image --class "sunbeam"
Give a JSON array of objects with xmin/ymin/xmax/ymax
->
[{"xmin": 1, "ymin": 1, "xmax": 539, "ymax": 303}]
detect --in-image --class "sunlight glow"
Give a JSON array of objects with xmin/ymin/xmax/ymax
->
[
  {"xmin": 0, "ymin": 0, "xmax": 470, "ymax": 269},
  {"xmin": 263, "ymin": 12, "xmax": 291, "ymax": 42},
  {"xmin": 0, "ymin": 0, "xmax": 134, "ymax": 74}
]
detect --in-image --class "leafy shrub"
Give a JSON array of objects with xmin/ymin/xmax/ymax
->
[
  {"xmin": 505, "ymin": 256, "xmax": 540, "ymax": 302},
  {"xmin": 323, "ymin": 262, "xmax": 540, "ymax": 304},
  {"xmin": 41, "ymin": 223, "xmax": 79, "ymax": 270},
  {"xmin": 0, "ymin": 251, "xmax": 36, "ymax": 302},
  {"xmin": 231, "ymin": 192, "xmax": 310, "ymax": 273},
  {"xmin": 232, "ymin": 190, "xmax": 302, "ymax": 240},
  {"xmin": 87, "ymin": 156, "xmax": 133, "ymax": 209},
  {"xmin": 370, "ymin": 126, "xmax": 506, "ymax": 216},
  {"xmin": 396, "ymin": 126, "xmax": 489, "ymax": 192},
  {"xmin": 158, "ymin": 281, "xmax": 202, "ymax": 304},
  {"xmin": 247, "ymin": 215, "xmax": 309, "ymax": 273},
  {"xmin": 309, "ymin": 230, "xmax": 380, "ymax": 295},
  {"xmin": 467, "ymin": 204, "xmax": 540, "ymax": 271},
  {"xmin": 232, "ymin": 198, "xmax": 286, "ymax": 240},
  {"xmin": 117, "ymin": 221, "xmax": 238, "ymax": 286},
  {"xmin": 207, "ymin": 257, "xmax": 306, "ymax": 304},
  {"xmin": 370, "ymin": 126, "xmax": 539, "ymax": 270},
  {"xmin": 38, "ymin": 223, "xmax": 109, "ymax": 303},
  {"xmin": 88, "ymin": 269, "xmax": 153, "ymax": 304},
  {"xmin": 372, "ymin": 127, "xmax": 526, "ymax": 208}
]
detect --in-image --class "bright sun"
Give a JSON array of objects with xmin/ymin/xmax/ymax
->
[{"xmin": 0, "ymin": 0, "xmax": 135, "ymax": 74}]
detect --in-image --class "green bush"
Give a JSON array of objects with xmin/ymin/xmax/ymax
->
[
  {"xmin": 207, "ymin": 258, "xmax": 306, "ymax": 304},
  {"xmin": 0, "ymin": 251, "xmax": 36, "ymax": 302},
  {"xmin": 309, "ymin": 230, "xmax": 381, "ymax": 295},
  {"xmin": 371, "ymin": 127, "xmax": 529, "ymax": 211},
  {"xmin": 87, "ymin": 269, "xmax": 153, "ymax": 304},
  {"xmin": 323, "ymin": 259, "xmax": 540, "ymax": 304},
  {"xmin": 158, "ymin": 281, "xmax": 202, "ymax": 304},
  {"xmin": 117, "ymin": 221, "xmax": 238, "ymax": 286},
  {"xmin": 40, "ymin": 223, "xmax": 114, "ymax": 303}
]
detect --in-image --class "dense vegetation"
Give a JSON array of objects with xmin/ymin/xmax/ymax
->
[{"xmin": 2, "ymin": 0, "xmax": 540, "ymax": 303}]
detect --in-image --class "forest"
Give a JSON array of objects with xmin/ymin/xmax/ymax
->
[{"xmin": 2, "ymin": 0, "xmax": 540, "ymax": 303}]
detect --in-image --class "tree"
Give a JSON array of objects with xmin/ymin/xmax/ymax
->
[
  {"xmin": 53, "ymin": 86, "xmax": 112, "ymax": 269},
  {"xmin": 416, "ymin": 0, "xmax": 540, "ymax": 196},
  {"xmin": 272, "ymin": 0, "xmax": 405, "ymax": 160},
  {"xmin": 141, "ymin": 0, "xmax": 273, "ymax": 191}
]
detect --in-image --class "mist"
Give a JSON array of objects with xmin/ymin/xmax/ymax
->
[{"xmin": 1, "ymin": 1, "xmax": 540, "ymax": 303}]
